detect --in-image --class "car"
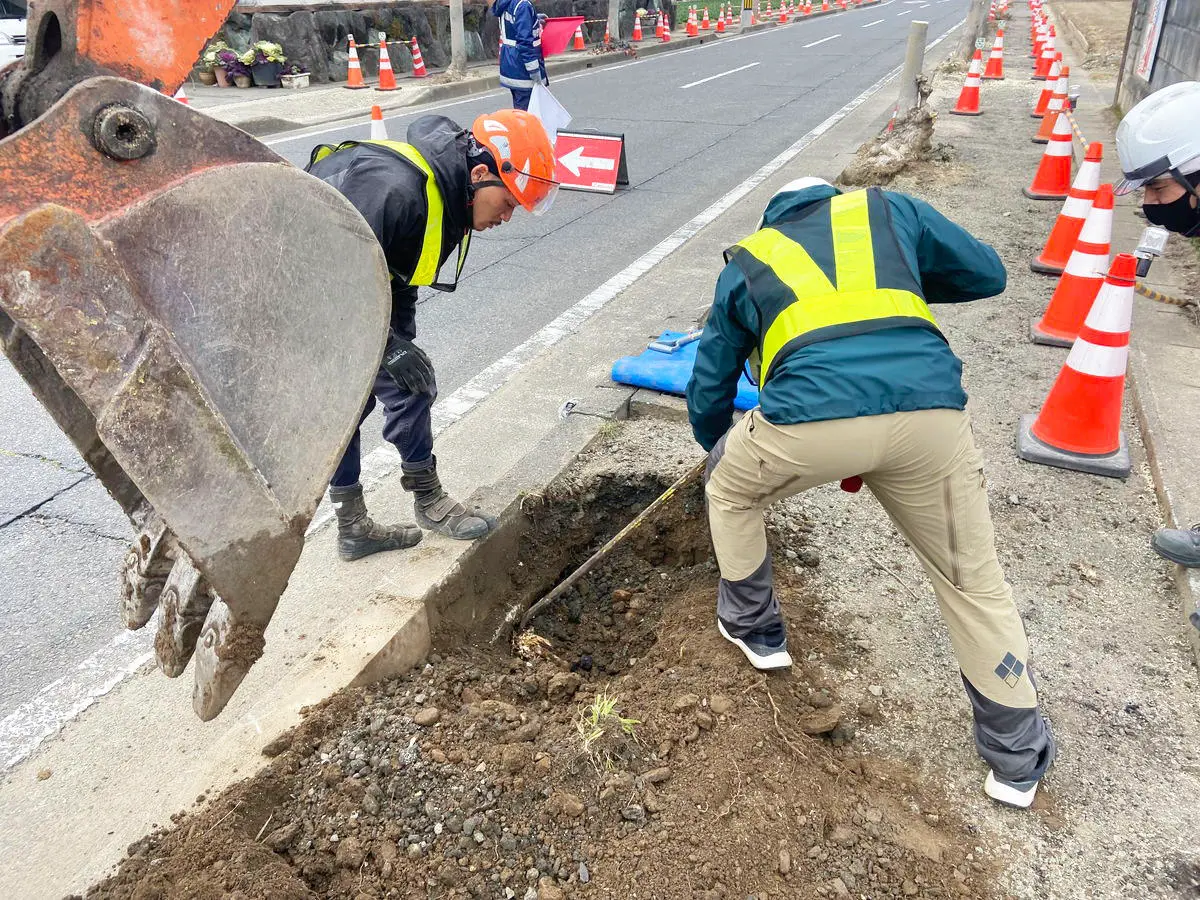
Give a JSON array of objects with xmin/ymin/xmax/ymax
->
[{"xmin": 0, "ymin": 0, "xmax": 27, "ymax": 70}]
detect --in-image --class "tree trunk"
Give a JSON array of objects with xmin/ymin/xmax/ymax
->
[
  {"xmin": 607, "ymin": 0, "xmax": 621, "ymax": 43},
  {"xmin": 955, "ymin": 0, "xmax": 989, "ymax": 63},
  {"xmin": 448, "ymin": 0, "xmax": 468, "ymax": 78}
]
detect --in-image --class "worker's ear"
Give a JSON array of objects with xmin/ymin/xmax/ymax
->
[{"xmin": 470, "ymin": 164, "xmax": 494, "ymax": 183}]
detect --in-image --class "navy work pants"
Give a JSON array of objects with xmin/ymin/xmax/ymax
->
[{"xmin": 330, "ymin": 367, "xmax": 436, "ymax": 488}]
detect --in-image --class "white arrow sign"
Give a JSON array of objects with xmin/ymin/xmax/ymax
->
[{"xmin": 558, "ymin": 146, "xmax": 617, "ymax": 177}]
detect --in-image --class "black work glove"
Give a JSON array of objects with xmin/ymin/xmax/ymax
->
[{"xmin": 382, "ymin": 338, "xmax": 435, "ymax": 394}]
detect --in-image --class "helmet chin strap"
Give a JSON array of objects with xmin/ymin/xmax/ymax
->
[{"xmin": 467, "ymin": 178, "xmax": 508, "ymax": 204}]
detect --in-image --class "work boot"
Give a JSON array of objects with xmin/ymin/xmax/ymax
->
[
  {"xmin": 717, "ymin": 619, "xmax": 793, "ymax": 670},
  {"xmin": 401, "ymin": 459, "xmax": 498, "ymax": 540},
  {"xmin": 329, "ymin": 483, "xmax": 422, "ymax": 561},
  {"xmin": 1151, "ymin": 525, "xmax": 1200, "ymax": 567}
]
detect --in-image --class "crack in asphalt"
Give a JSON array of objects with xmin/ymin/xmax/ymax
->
[
  {"xmin": 0, "ymin": 475, "xmax": 93, "ymax": 531},
  {"xmin": 0, "ymin": 447, "xmax": 91, "ymax": 476}
]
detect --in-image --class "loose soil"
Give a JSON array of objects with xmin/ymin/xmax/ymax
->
[{"xmin": 81, "ymin": 426, "xmax": 1001, "ymax": 900}]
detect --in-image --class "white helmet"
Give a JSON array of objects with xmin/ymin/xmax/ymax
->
[
  {"xmin": 758, "ymin": 177, "xmax": 836, "ymax": 228},
  {"xmin": 1115, "ymin": 81, "xmax": 1200, "ymax": 195}
]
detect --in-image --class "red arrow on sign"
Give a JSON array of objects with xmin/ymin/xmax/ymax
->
[{"xmin": 554, "ymin": 131, "xmax": 629, "ymax": 194}]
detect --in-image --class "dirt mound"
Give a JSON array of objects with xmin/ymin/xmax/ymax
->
[
  {"xmin": 838, "ymin": 104, "xmax": 939, "ymax": 188},
  {"xmin": 83, "ymin": 426, "xmax": 999, "ymax": 900}
]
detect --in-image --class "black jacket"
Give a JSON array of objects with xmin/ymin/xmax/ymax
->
[{"xmin": 307, "ymin": 115, "xmax": 473, "ymax": 341}]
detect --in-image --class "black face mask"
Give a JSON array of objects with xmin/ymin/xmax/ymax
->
[{"xmin": 1143, "ymin": 171, "xmax": 1200, "ymax": 236}]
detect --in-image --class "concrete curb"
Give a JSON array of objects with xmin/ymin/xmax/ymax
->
[{"xmin": 219, "ymin": 2, "xmax": 875, "ymax": 137}]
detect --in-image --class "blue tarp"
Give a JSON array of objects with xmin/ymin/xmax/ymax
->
[{"xmin": 611, "ymin": 330, "xmax": 759, "ymax": 411}]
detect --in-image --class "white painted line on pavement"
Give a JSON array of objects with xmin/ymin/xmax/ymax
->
[
  {"xmin": 1, "ymin": 628, "xmax": 153, "ymax": 771},
  {"xmin": 12, "ymin": 16, "xmax": 963, "ymax": 778},
  {"xmin": 896, "ymin": 8, "xmax": 913, "ymax": 14},
  {"xmin": 681, "ymin": 62, "xmax": 761, "ymax": 89},
  {"xmin": 803, "ymin": 34, "xmax": 841, "ymax": 48},
  {"xmin": 863, "ymin": 18, "xmax": 885, "ymax": 27}
]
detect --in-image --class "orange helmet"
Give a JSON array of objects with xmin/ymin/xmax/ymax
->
[{"xmin": 471, "ymin": 109, "xmax": 559, "ymax": 216}]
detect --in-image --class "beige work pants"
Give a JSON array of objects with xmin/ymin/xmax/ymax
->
[{"xmin": 705, "ymin": 407, "xmax": 1053, "ymax": 780}]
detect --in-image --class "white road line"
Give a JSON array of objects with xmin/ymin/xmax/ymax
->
[
  {"xmin": 681, "ymin": 61, "xmax": 761, "ymax": 89},
  {"xmin": 896, "ymin": 8, "xmax": 913, "ymax": 14},
  {"xmin": 803, "ymin": 34, "xmax": 841, "ymax": 48},
  {"xmin": 863, "ymin": 18, "xmax": 885, "ymax": 27},
  {"xmin": 11, "ymin": 17, "xmax": 964, "ymax": 777}
]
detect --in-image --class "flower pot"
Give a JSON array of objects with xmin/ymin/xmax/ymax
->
[
  {"xmin": 280, "ymin": 72, "xmax": 310, "ymax": 89},
  {"xmin": 233, "ymin": 74, "xmax": 253, "ymax": 88},
  {"xmin": 214, "ymin": 66, "xmax": 230, "ymax": 87},
  {"xmin": 251, "ymin": 61, "xmax": 282, "ymax": 87},
  {"xmin": 198, "ymin": 70, "xmax": 217, "ymax": 85}
]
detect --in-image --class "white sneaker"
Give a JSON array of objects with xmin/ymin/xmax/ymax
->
[
  {"xmin": 984, "ymin": 770, "xmax": 1040, "ymax": 808},
  {"xmin": 717, "ymin": 620, "xmax": 793, "ymax": 670}
]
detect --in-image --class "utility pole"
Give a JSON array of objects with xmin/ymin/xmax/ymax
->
[
  {"xmin": 448, "ymin": 0, "xmax": 468, "ymax": 78},
  {"xmin": 896, "ymin": 20, "xmax": 929, "ymax": 113},
  {"xmin": 607, "ymin": 0, "xmax": 621, "ymax": 43}
]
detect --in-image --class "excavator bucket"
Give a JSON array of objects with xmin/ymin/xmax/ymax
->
[{"xmin": 0, "ymin": 3, "xmax": 392, "ymax": 719}]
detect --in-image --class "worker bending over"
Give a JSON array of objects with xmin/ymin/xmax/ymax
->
[
  {"xmin": 687, "ymin": 177, "xmax": 1055, "ymax": 808},
  {"xmin": 307, "ymin": 110, "xmax": 557, "ymax": 561}
]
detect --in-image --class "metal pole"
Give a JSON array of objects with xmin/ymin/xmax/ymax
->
[
  {"xmin": 895, "ymin": 20, "xmax": 929, "ymax": 114},
  {"xmin": 742, "ymin": 0, "xmax": 753, "ymax": 30}
]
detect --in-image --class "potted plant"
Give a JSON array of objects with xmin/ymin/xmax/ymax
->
[
  {"xmin": 220, "ymin": 50, "xmax": 253, "ymax": 88},
  {"xmin": 203, "ymin": 40, "xmax": 232, "ymax": 86},
  {"xmin": 241, "ymin": 40, "xmax": 286, "ymax": 88},
  {"xmin": 280, "ymin": 63, "xmax": 310, "ymax": 89}
]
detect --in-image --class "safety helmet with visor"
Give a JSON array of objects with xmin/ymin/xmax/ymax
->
[
  {"xmin": 1114, "ymin": 81, "xmax": 1200, "ymax": 196},
  {"xmin": 471, "ymin": 109, "xmax": 559, "ymax": 216}
]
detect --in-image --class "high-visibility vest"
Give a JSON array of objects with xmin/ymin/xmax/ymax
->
[
  {"xmin": 725, "ymin": 188, "xmax": 943, "ymax": 385},
  {"xmin": 307, "ymin": 139, "xmax": 470, "ymax": 290}
]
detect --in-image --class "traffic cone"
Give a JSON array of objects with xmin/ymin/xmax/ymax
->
[
  {"xmin": 604, "ymin": 23, "xmax": 611, "ymax": 44},
  {"xmin": 982, "ymin": 28, "xmax": 1005, "ymax": 79},
  {"xmin": 1032, "ymin": 56, "xmax": 1061, "ymax": 116},
  {"xmin": 410, "ymin": 38, "xmax": 428, "ymax": 78},
  {"xmin": 1017, "ymin": 253, "xmax": 1136, "ymax": 479},
  {"xmin": 370, "ymin": 104, "xmax": 388, "ymax": 140},
  {"xmin": 1032, "ymin": 183, "xmax": 1114, "ymax": 346},
  {"xmin": 779, "ymin": 3, "xmax": 788, "ymax": 22},
  {"xmin": 633, "ymin": 14, "xmax": 643, "ymax": 40},
  {"xmin": 1033, "ymin": 34, "xmax": 1056, "ymax": 78},
  {"xmin": 717, "ymin": 8, "xmax": 726, "ymax": 32},
  {"xmin": 573, "ymin": 24, "xmax": 585, "ymax": 50},
  {"xmin": 345, "ymin": 36, "xmax": 368, "ymax": 89},
  {"xmin": 1033, "ymin": 66, "xmax": 1070, "ymax": 143},
  {"xmin": 1023, "ymin": 111, "xmax": 1074, "ymax": 199},
  {"xmin": 376, "ymin": 39, "xmax": 398, "ymax": 91},
  {"xmin": 687, "ymin": 7, "xmax": 697, "ymax": 36},
  {"xmin": 663, "ymin": 11, "xmax": 672, "ymax": 41},
  {"xmin": 172, "ymin": 86, "xmax": 189, "ymax": 105},
  {"xmin": 822, "ymin": 0, "xmax": 830, "ymax": 13},
  {"xmin": 1032, "ymin": 142, "xmax": 1103, "ymax": 275},
  {"xmin": 950, "ymin": 50, "xmax": 984, "ymax": 116},
  {"xmin": 656, "ymin": 12, "xmax": 665, "ymax": 38},
  {"xmin": 703, "ymin": 7, "xmax": 711, "ymax": 29}
]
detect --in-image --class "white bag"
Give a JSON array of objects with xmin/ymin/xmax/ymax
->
[{"xmin": 528, "ymin": 83, "xmax": 572, "ymax": 146}]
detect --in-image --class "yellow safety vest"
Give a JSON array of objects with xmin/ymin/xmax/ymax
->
[
  {"xmin": 307, "ymin": 139, "xmax": 471, "ymax": 290},
  {"xmin": 725, "ymin": 188, "xmax": 943, "ymax": 385}
]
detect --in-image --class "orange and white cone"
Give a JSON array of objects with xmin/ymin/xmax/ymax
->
[
  {"xmin": 982, "ymin": 28, "xmax": 1005, "ymax": 79},
  {"xmin": 950, "ymin": 50, "xmax": 984, "ymax": 116},
  {"xmin": 604, "ymin": 23, "xmax": 611, "ymax": 44},
  {"xmin": 822, "ymin": 1, "xmax": 831, "ymax": 14},
  {"xmin": 1018, "ymin": 253, "xmax": 1136, "ymax": 479},
  {"xmin": 376, "ymin": 39, "xmax": 398, "ymax": 91},
  {"xmin": 370, "ymin": 104, "xmax": 388, "ymax": 140},
  {"xmin": 1033, "ymin": 34, "xmax": 1056, "ymax": 78},
  {"xmin": 687, "ymin": 7, "xmax": 697, "ymax": 36},
  {"xmin": 703, "ymin": 7, "xmax": 712, "ymax": 28},
  {"xmin": 573, "ymin": 24, "xmax": 585, "ymax": 50},
  {"xmin": 633, "ymin": 14, "xmax": 643, "ymax": 40},
  {"xmin": 656, "ymin": 12, "xmax": 665, "ymax": 38},
  {"xmin": 1023, "ymin": 111, "xmax": 1074, "ymax": 200},
  {"xmin": 1032, "ymin": 56, "xmax": 1061, "ymax": 116},
  {"xmin": 1032, "ymin": 141, "xmax": 1103, "ymax": 275},
  {"xmin": 717, "ymin": 8, "xmax": 727, "ymax": 32},
  {"xmin": 345, "ymin": 36, "xmax": 368, "ymax": 89},
  {"xmin": 1031, "ymin": 183, "xmax": 1114, "ymax": 346},
  {"xmin": 172, "ymin": 86, "xmax": 190, "ymax": 105},
  {"xmin": 663, "ymin": 12, "xmax": 672, "ymax": 41},
  {"xmin": 410, "ymin": 38, "xmax": 428, "ymax": 77},
  {"xmin": 1033, "ymin": 65, "xmax": 1070, "ymax": 143}
]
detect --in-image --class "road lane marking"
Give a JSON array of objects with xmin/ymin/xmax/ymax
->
[
  {"xmin": 681, "ymin": 61, "xmax": 761, "ymax": 89},
  {"xmin": 863, "ymin": 18, "xmax": 885, "ymax": 27},
  {"xmin": 897, "ymin": 8, "xmax": 913, "ymax": 13},
  {"xmin": 803, "ymin": 34, "xmax": 841, "ymax": 48}
]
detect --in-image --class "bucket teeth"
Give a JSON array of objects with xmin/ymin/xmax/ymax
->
[
  {"xmin": 191, "ymin": 600, "xmax": 266, "ymax": 722},
  {"xmin": 119, "ymin": 524, "xmax": 175, "ymax": 630},
  {"xmin": 154, "ymin": 555, "xmax": 217, "ymax": 678}
]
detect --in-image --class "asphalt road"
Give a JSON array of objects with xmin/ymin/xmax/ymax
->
[{"xmin": 0, "ymin": 0, "xmax": 968, "ymax": 767}]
